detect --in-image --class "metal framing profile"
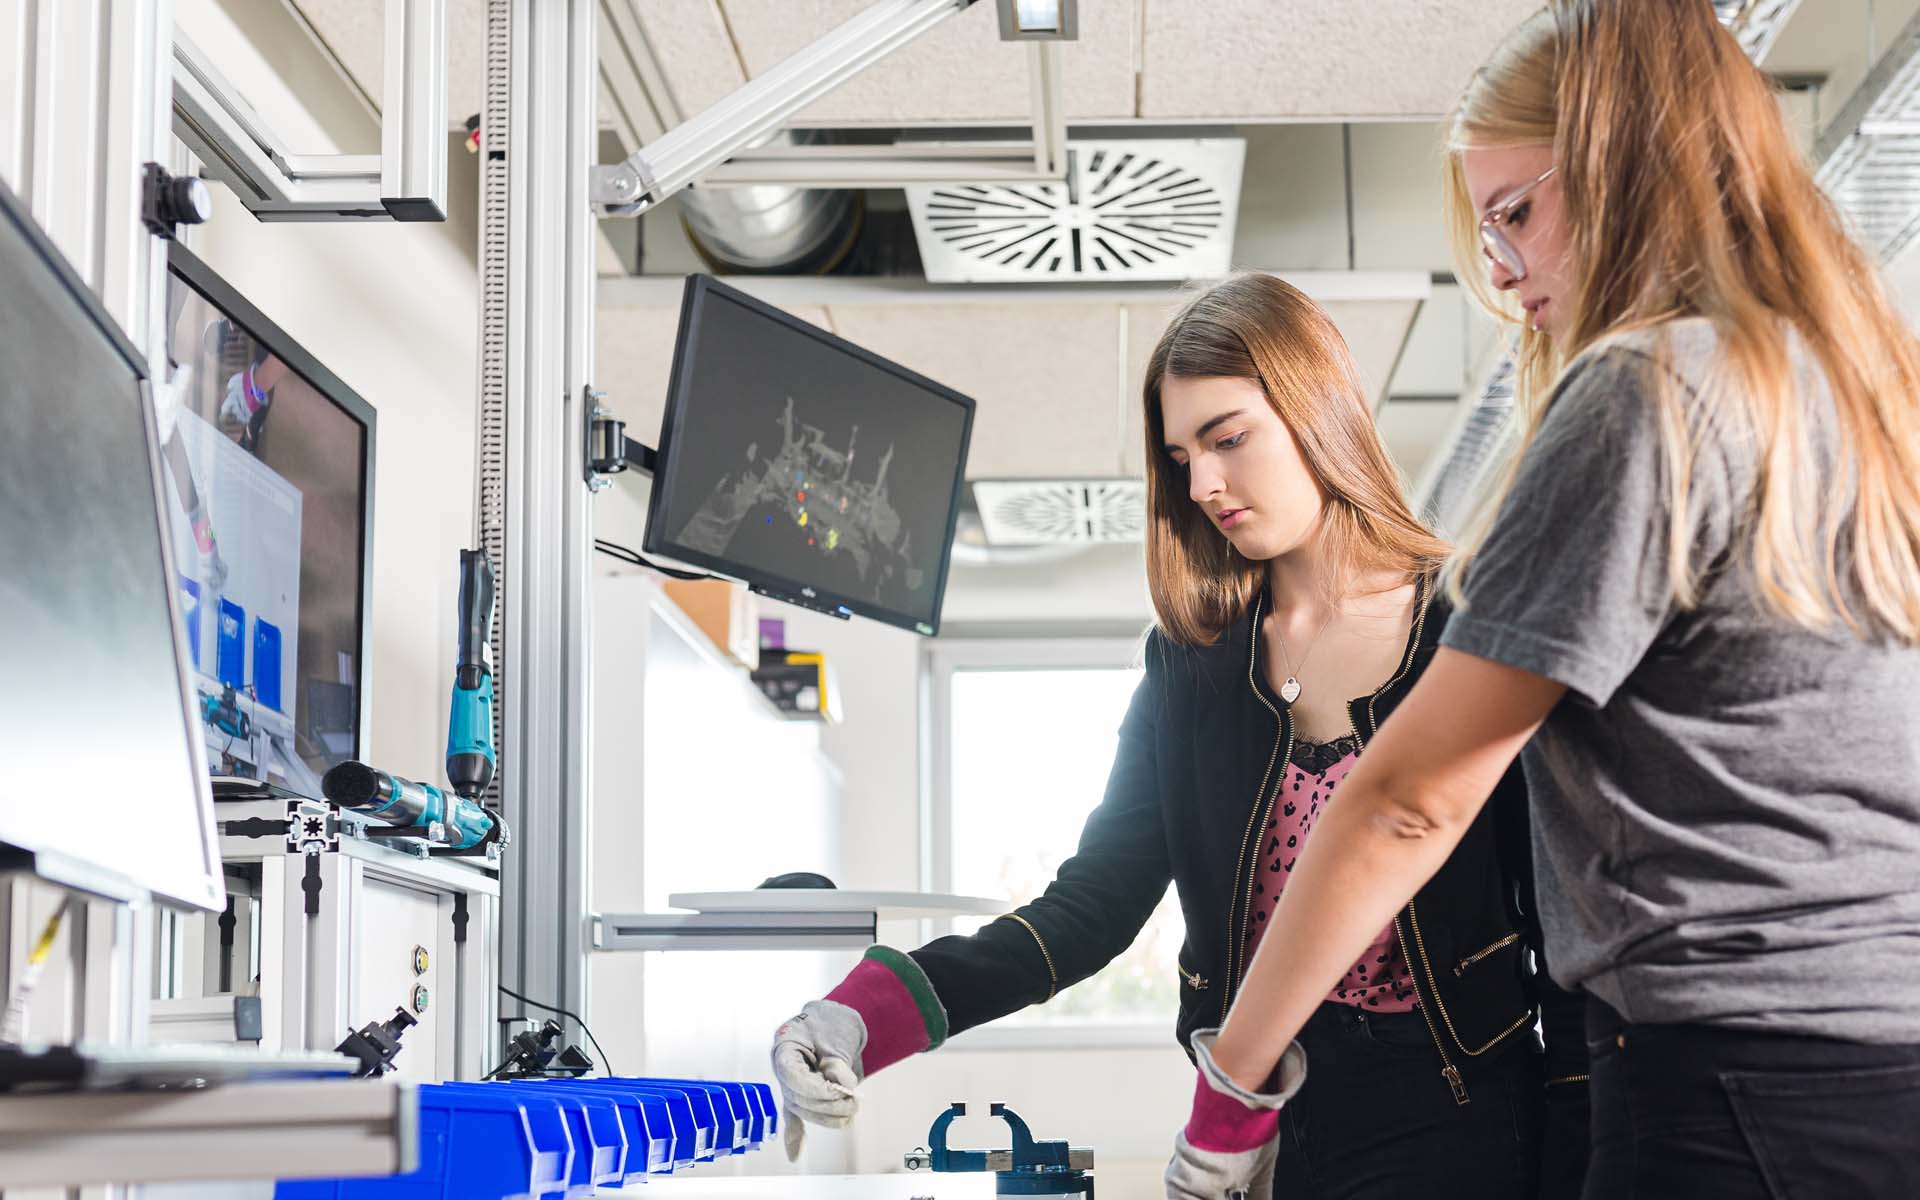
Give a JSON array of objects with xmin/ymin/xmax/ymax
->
[
  {"xmin": 481, "ymin": 0, "xmax": 597, "ymax": 1043},
  {"xmin": 591, "ymin": 0, "xmax": 1085, "ymax": 210},
  {"xmin": 170, "ymin": 0, "xmax": 447, "ymax": 221}
]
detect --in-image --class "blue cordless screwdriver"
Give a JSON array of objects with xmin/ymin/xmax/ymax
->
[{"xmin": 317, "ymin": 550, "xmax": 502, "ymax": 853}]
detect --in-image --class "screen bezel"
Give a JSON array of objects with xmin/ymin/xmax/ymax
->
[
  {"xmin": 0, "ymin": 181, "xmax": 225, "ymax": 912},
  {"xmin": 166, "ymin": 243, "xmax": 379, "ymax": 792},
  {"xmin": 641, "ymin": 274, "xmax": 976, "ymax": 636}
]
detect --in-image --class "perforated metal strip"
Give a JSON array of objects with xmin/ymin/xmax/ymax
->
[{"xmin": 477, "ymin": 0, "xmax": 511, "ymax": 810}]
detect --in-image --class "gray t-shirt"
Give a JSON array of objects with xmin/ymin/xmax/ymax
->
[{"xmin": 1441, "ymin": 317, "xmax": 1920, "ymax": 1044}]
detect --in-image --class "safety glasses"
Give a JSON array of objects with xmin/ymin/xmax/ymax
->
[{"xmin": 1479, "ymin": 165, "xmax": 1557, "ymax": 282}]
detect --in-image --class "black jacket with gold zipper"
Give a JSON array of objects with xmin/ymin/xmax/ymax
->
[{"xmin": 909, "ymin": 573, "xmax": 1590, "ymax": 1106}]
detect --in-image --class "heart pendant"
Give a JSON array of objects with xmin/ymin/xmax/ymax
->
[{"xmin": 1280, "ymin": 677, "xmax": 1301, "ymax": 705}]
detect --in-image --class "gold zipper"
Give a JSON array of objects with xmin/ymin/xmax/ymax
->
[
  {"xmin": 1546, "ymin": 1073, "xmax": 1590, "ymax": 1087},
  {"xmin": 1391, "ymin": 911, "xmax": 1470, "ymax": 1104},
  {"xmin": 1005, "ymin": 914, "xmax": 1058, "ymax": 1001},
  {"xmin": 1178, "ymin": 962, "xmax": 1210, "ymax": 991},
  {"xmin": 1454, "ymin": 932, "xmax": 1522, "ymax": 977},
  {"xmin": 1405, "ymin": 900, "xmax": 1535, "ymax": 1056},
  {"xmin": 1224, "ymin": 587, "xmax": 1289, "ymax": 1024}
]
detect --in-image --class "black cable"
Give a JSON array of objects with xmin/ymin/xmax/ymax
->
[
  {"xmin": 593, "ymin": 538, "xmax": 713, "ymax": 582},
  {"xmin": 496, "ymin": 983, "xmax": 616, "ymax": 1078}
]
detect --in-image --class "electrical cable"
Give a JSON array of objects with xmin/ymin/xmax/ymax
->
[
  {"xmin": 496, "ymin": 983, "xmax": 616, "ymax": 1078},
  {"xmin": 1, "ymin": 897, "xmax": 71, "ymax": 1045},
  {"xmin": 593, "ymin": 538, "xmax": 713, "ymax": 582}
]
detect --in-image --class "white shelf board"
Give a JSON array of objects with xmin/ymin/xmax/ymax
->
[
  {"xmin": 639, "ymin": 1173, "xmax": 995, "ymax": 1199},
  {"xmin": 0, "ymin": 1078, "xmax": 414, "ymax": 1188},
  {"xmin": 667, "ymin": 890, "xmax": 1012, "ymax": 920}
]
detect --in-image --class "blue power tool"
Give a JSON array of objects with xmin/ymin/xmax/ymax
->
[
  {"xmin": 320, "ymin": 760, "xmax": 496, "ymax": 851},
  {"xmin": 904, "ymin": 1102, "xmax": 1094, "ymax": 1197},
  {"xmin": 446, "ymin": 549, "xmax": 496, "ymax": 801}
]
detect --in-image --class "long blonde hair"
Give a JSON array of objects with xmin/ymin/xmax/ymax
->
[
  {"xmin": 1142, "ymin": 273, "xmax": 1450, "ymax": 646},
  {"xmin": 1445, "ymin": 0, "xmax": 1920, "ymax": 642}
]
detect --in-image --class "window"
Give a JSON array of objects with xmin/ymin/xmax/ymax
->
[{"xmin": 929, "ymin": 639, "xmax": 1182, "ymax": 1030}]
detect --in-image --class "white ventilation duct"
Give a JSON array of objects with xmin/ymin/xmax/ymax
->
[
  {"xmin": 907, "ymin": 139, "xmax": 1244, "ymax": 283},
  {"xmin": 973, "ymin": 479, "xmax": 1146, "ymax": 545}
]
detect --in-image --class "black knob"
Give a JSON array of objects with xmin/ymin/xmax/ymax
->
[
  {"xmin": 141, "ymin": 163, "xmax": 212, "ymax": 240},
  {"xmin": 162, "ymin": 175, "xmax": 212, "ymax": 227}
]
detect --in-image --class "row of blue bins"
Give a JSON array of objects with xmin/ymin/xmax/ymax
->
[{"xmin": 276, "ymin": 1075, "xmax": 776, "ymax": 1199}]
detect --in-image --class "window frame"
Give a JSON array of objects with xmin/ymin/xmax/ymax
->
[{"xmin": 922, "ymin": 635, "xmax": 1175, "ymax": 1049}]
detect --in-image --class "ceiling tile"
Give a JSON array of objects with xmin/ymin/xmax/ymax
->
[
  {"xmin": 628, "ymin": 0, "xmax": 750, "ymax": 119},
  {"xmin": 1140, "ymin": 0, "xmax": 1539, "ymax": 120},
  {"xmin": 826, "ymin": 303, "xmax": 1123, "ymax": 478},
  {"xmin": 288, "ymin": 0, "xmax": 488, "ymax": 125},
  {"xmin": 715, "ymin": 0, "xmax": 1136, "ymax": 124},
  {"xmin": 596, "ymin": 299, "xmax": 832, "ymax": 444}
]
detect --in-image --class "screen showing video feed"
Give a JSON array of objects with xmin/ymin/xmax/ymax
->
[
  {"xmin": 645, "ymin": 277, "xmax": 974, "ymax": 635},
  {"xmin": 163, "ymin": 255, "xmax": 371, "ymax": 797}
]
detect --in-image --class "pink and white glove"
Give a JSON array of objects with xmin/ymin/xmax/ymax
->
[
  {"xmin": 1165, "ymin": 1029, "xmax": 1308, "ymax": 1200},
  {"xmin": 770, "ymin": 946, "xmax": 948, "ymax": 1161},
  {"xmin": 220, "ymin": 366, "xmax": 269, "ymax": 427}
]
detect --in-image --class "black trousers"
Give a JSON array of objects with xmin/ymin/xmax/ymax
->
[
  {"xmin": 1583, "ymin": 998, "xmax": 1920, "ymax": 1199},
  {"xmin": 1272, "ymin": 1000, "xmax": 1542, "ymax": 1200}
]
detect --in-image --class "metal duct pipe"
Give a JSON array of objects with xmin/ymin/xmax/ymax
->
[{"xmin": 679, "ymin": 132, "xmax": 864, "ymax": 274}]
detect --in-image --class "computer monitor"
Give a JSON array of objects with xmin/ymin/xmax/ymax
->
[
  {"xmin": 642, "ymin": 275, "xmax": 976, "ymax": 636},
  {"xmin": 163, "ymin": 247, "xmax": 375, "ymax": 798},
  {"xmin": 0, "ymin": 180, "xmax": 224, "ymax": 912}
]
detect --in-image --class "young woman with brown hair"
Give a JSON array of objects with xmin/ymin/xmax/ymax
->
[
  {"xmin": 1168, "ymin": 3, "xmax": 1920, "ymax": 1198},
  {"xmin": 771, "ymin": 272, "xmax": 1588, "ymax": 1199}
]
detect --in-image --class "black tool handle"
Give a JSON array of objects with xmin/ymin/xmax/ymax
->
[{"xmin": 456, "ymin": 549, "xmax": 495, "ymax": 689}]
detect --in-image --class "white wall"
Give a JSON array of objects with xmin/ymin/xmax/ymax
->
[
  {"xmin": 589, "ymin": 569, "xmax": 852, "ymax": 1178},
  {"xmin": 176, "ymin": 0, "xmax": 480, "ymax": 785}
]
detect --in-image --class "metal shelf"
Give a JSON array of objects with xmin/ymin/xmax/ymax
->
[
  {"xmin": 593, "ymin": 891, "xmax": 1011, "ymax": 952},
  {"xmin": 0, "ymin": 1078, "xmax": 415, "ymax": 1188}
]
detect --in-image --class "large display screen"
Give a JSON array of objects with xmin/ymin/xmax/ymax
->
[
  {"xmin": 164, "ymin": 248, "xmax": 374, "ymax": 797},
  {"xmin": 643, "ymin": 275, "xmax": 974, "ymax": 636},
  {"xmin": 0, "ymin": 181, "xmax": 223, "ymax": 911}
]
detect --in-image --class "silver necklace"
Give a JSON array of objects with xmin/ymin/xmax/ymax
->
[{"xmin": 1274, "ymin": 607, "xmax": 1336, "ymax": 706}]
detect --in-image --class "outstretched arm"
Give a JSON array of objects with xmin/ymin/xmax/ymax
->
[{"xmin": 1207, "ymin": 647, "xmax": 1564, "ymax": 1090}]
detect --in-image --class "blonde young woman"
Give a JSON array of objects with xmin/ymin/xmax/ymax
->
[
  {"xmin": 771, "ymin": 273, "xmax": 1589, "ymax": 1198},
  {"xmin": 1165, "ymin": 3, "xmax": 1920, "ymax": 1199}
]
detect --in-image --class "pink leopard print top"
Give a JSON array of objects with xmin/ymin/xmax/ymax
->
[{"xmin": 1243, "ymin": 734, "xmax": 1420, "ymax": 1012}]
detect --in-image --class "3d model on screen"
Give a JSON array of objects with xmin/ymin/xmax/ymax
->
[{"xmin": 677, "ymin": 397, "xmax": 926, "ymax": 601}]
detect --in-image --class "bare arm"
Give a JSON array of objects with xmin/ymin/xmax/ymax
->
[{"xmin": 1207, "ymin": 647, "xmax": 1567, "ymax": 1090}]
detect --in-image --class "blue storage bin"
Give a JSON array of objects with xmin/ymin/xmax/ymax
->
[
  {"xmin": 642, "ymin": 1078, "xmax": 757, "ymax": 1151},
  {"xmin": 253, "ymin": 617, "xmax": 283, "ymax": 711},
  {"xmin": 439, "ymin": 1082, "xmax": 625, "ymax": 1196},
  {"xmin": 520, "ymin": 1080, "xmax": 673, "ymax": 1177},
  {"xmin": 607, "ymin": 1080, "xmax": 716, "ymax": 1162},
  {"xmin": 178, "ymin": 576, "xmax": 202, "ymax": 668},
  {"xmin": 274, "ymin": 1082, "xmax": 571, "ymax": 1200},
  {"xmin": 216, "ymin": 598, "xmax": 246, "ymax": 690},
  {"xmin": 275, "ymin": 1075, "xmax": 771, "ymax": 1199}
]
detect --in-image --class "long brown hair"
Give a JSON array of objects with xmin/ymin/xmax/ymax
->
[
  {"xmin": 1142, "ymin": 273, "xmax": 1449, "ymax": 646},
  {"xmin": 1446, "ymin": 0, "xmax": 1920, "ymax": 642}
]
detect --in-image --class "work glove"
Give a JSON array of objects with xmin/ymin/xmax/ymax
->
[
  {"xmin": 187, "ymin": 501, "xmax": 230, "ymax": 593},
  {"xmin": 770, "ymin": 946, "xmax": 949, "ymax": 1161},
  {"xmin": 220, "ymin": 365, "xmax": 269, "ymax": 428},
  {"xmin": 771, "ymin": 999, "xmax": 864, "ymax": 1160},
  {"xmin": 1165, "ymin": 1029, "xmax": 1308, "ymax": 1200}
]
